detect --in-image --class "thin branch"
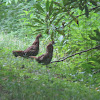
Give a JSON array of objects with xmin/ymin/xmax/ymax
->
[
  {"xmin": 51, "ymin": 45, "xmax": 100, "ymax": 63},
  {"xmin": 76, "ymin": 6, "xmax": 100, "ymax": 18},
  {"xmin": 64, "ymin": 6, "xmax": 100, "ymax": 27}
]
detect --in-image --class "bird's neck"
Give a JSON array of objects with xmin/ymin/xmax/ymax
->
[
  {"xmin": 32, "ymin": 39, "xmax": 39, "ymax": 45},
  {"xmin": 46, "ymin": 50, "xmax": 53, "ymax": 53}
]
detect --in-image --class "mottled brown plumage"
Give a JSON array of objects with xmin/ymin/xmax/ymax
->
[
  {"xmin": 12, "ymin": 34, "xmax": 42, "ymax": 58},
  {"xmin": 30, "ymin": 41, "xmax": 54, "ymax": 65}
]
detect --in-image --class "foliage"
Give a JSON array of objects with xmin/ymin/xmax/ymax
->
[
  {"xmin": 0, "ymin": 33, "xmax": 100, "ymax": 100},
  {"xmin": 0, "ymin": 0, "xmax": 100, "ymax": 99},
  {"xmin": 21, "ymin": 0, "xmax": 100, "ymax": 40}
]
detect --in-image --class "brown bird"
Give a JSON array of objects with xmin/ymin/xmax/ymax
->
[
  {"xmin": 12, "ymin": 34, "xmax": 42, "ymax": 58},
  {"xmin": 30, "ymin": 41, "xmax": 54, "ymax": 65}
]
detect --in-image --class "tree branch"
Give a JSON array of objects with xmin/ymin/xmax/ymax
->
[
  {"xmin": 76, "ymin": 6, "xmax": 100, "ymax": 18},
  {"xmin": 51, "ymin": 45, "xmax": 100, "ymax": 63},
  {"xmin": 64, "ymin": 6, "xmax": 100, "ymax": 27}
]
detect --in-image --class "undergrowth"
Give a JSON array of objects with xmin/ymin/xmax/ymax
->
[{"xmin": 0, "ymin": 33, "xmax": 100, "ymax": 100}]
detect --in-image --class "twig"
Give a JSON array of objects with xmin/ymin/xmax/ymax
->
[
  {"xmin": 51, "ymin": 45, "xmax": 100, "ymax": 63},
  {"xmin": 64, "ymin": 6, "xmax": 100, "ymax": 27},
  {"xmin": 76, "ymin": 6, "xmax": 100, "ymax": 18}
]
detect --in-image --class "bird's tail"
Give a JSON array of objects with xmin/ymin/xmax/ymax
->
[
  {"xmin": 29, "ymin": 56, "xmax": 37, "ymax": 59},
  {"xmin": 12, "ymin": 50, "xmax": 25, "ymax": 57}
]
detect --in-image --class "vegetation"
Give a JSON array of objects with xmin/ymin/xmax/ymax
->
[{"xmin": 0, "ymin": 0, "xmax": 100, "ymax": 100}]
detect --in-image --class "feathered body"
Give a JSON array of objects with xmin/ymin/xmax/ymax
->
[
  {"xmin": 30, "ymin": 41, "xmax": 54, "ymax": 65},
  {"xmin": 12, "ymin": 34, "xmax": 42, "ymax": 58}
]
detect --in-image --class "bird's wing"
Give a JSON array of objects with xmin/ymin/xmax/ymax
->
[
  {"xmin": 38, "ymin": 53, "xmax": 48, "ymax": 61},
  {"xmin": 24, "ymin": 45, "xmax": 37, "ymax": 52},
  {"xmin": 13, "ymin": 50, "xmax": 24, "ymax": 53}
]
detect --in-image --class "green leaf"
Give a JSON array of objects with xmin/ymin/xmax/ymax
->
[
  {"xmin": 49, "ymin": 0, "xmax": 53, "ymax": 16},
  {"xmin": 53, "ymin": 1, "xmax": 61, "ymax": 7},
  {"xmin": 30, "ymin": 13, "xmax": 33, "ymax": 18},
  {"xmin": 34, "ymin": 4, "xmax": 44, "ymax": 13},
  {"xmin": 51, "ymin": 31, "xmax": 54, "ymax": 40},
  {"xmin": 62, "ymin": 0, "xmax": 67, "ymax": 6},
  {"xmin": 24, "ymin": 11, "xmax": 29, "ymax": 15},
  {"xmin": 90, "ymin": 0, "xmax": 97, "ymax": 6},
  {"xmin": 56, "ymin": 29, "xmax": 65, "ymax": 35},
  {"xmin": 79, "ymin": 4, "xmax": 84, "ymax": 11},
  {"xmin": 95, "ymin": 8, "xmax": 100, "ymax": 13},
  {"xmin": 50, "ymin": 10, "xmax": 61, "ymax": 24},
  {"xmin": 35, "ymin": 28, "xmax": 45, "ymax": 32},
  {"xmin": 85, "ymin": 5, "xmax": 89, "ymax": 18},
  {"xmin": 89, "ymin": 34, "xmax": 100, "ymax": 41},
  {"xmin": 62, "ymin": 0, "xmax": 76, "ymax": 6},
  {"xmin": 15, "ymin": 0, "xmax": 18, "ymax": 4},
  {"xmin": 94, "ymin": 29, "xmax": 100, "ymax": 37},
  {"xmin": 46, "ymin": 0, "xmax": 49, "ymax": 12},
  {"xmin": 45, "ymin": 28, "xmax": 49, "ymax": 34},
  {"xmin": 55, "ymin": 15, "xmax": 65, "ymax": 25},
  {"xmin": 25, "ymin": 24, "xmax": 41, "ymax": 28},
  {"xmin": 32, "ymin": 18, "xmax": 44, "ymax": 24}
]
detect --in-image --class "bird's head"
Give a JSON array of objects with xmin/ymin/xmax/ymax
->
[
  {"xmin": 36, "ymin": 34, "xmax": 42, "ymax": 39},
  {"xmin": 32, "ymin": 34, "xmax": 42, "ymax": 45},
  {"xmin": 46, "ymin": 41, "xmax": 54, "ymax": 53},
  {"xmin": 51, "ymin": 41, "xmax": 55, "ymax": 45}
]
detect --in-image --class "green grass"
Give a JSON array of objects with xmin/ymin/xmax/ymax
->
[{"xmin": 0, "ymin": 33, "xmax": 100, "ymax": 100}]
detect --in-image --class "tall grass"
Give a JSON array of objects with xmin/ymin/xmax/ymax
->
[{"xmin": 0, "ymin": 33, "xmax": 100, "ymax": 100}]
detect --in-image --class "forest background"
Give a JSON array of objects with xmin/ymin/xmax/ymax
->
[{"xmin": 0, "ymin": 0, "xmax": 100, "ymax": 100}]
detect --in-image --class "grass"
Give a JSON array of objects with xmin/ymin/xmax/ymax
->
[{"xmin": 0, "ymin": 33, "xmax": 100, "ymax": 100}]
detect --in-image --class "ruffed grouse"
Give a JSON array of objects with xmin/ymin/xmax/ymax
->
[
  {"xmin": 29, "ymin": 41, "xmax": 54, "ymax": 65},
  {"xmin": 12, "ymin": 34, "xmax": 42, "ymax": 58}
]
